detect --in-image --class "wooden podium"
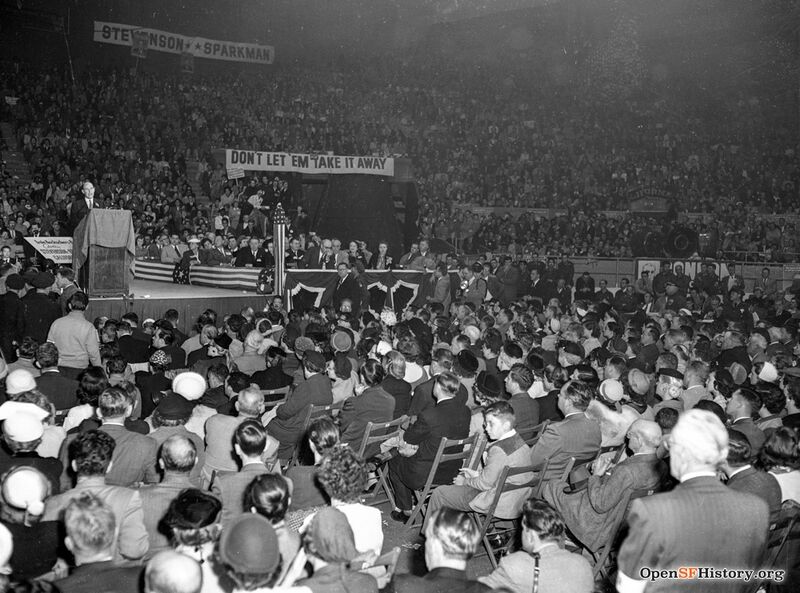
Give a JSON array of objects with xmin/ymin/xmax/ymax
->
[{"xmin": 72, "ymin": 209, "xmax": 135, "ymax": 297}]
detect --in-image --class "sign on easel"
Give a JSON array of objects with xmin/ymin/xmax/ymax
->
[{"xmin": 25, "ymin": 237, "xmax": 73, "ymax": 264}]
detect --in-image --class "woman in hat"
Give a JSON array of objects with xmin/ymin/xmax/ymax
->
[
  {"xmin": 162, "ymin": 488, "xmax": 225, "ymax": 593},
  {"xmin": 174, "ymin": 236, "xmax": 202, "ymax": 284},
  {"xmin": 470, "ymin": 370, "xmax": 507, "ymax": 437},
  {"xmin": 0, "ymin": 467, "xmax": 59, "ymax": 580}
]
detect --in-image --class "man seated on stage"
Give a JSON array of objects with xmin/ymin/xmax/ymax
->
[
  {"xmin": 424, "ymin": 401, "xmax": 532, "ymax": 526},
  {"xmin": 234, "ymin": 237, "xmax": 268, "ymax": 268}
]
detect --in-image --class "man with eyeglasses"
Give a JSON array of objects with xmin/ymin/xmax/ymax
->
[{"xmin": 302, "ymin": 237, "xmax": 336, "ymax": 270}]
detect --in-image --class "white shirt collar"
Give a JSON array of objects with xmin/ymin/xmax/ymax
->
[
  {"xmin": 680, "ymin": 470, "xmax": 717, "ymax": 483},
  {"xmin": 728, "ymin": 465, "xmax": 751, "ymax": 479}
]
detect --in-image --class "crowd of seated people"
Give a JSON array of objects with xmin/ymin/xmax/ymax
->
[
  {"xmin": 0, "ymin": 234, "xmax": 797, "ymax": 592},
  {"xmin": 1, "ymin": 56, "xmax": 798, "ymax": 263}
]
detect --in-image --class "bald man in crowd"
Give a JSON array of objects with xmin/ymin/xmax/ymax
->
[
  {"xmin": 145, "ymin": 551, "xmax": 202, "ymax": 593},
  {"xmin": 542, "ymin": 419, "xmax": 667, "ymax": 554},
  {"xmin": 616, "ymin": 410, "xmax": 769, "ymax": 593},
  {"xmin": 138, "ymin": 435, "xmax": 198, "ymax": 556}
]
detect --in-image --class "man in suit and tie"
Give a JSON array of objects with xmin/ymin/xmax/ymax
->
[
  {"xmin": 504, "ymin": 364, "xmax": 540, "ymax": 433},
  {"xmin": 203, "ymin": 234, "xmax": 233, "ymax": 266},
  {"xmin": 54, "ymin": 494, "xmax": 143, "ymax": 593},
  {"xmin": 69, "ymin": 181, "xmax": 95, "ymax": 233},
  {"xmin": 0, "ymin": 272, "xmax": 25, "ymax": 362},
  {"xmin": 530, "ymin": 380, "xmax": 601, "ymax": 481},
  {"xmin": 59, "ymin": 387, "xmax": 159, "ymax": 490},
  {"xmin": 726, "ymin": 387, "xmax": 766, "ymax": 455},
  {"xmin": 617, "ymin": 409, "xmax": 769, "ymax": 593},
  {"xmin": 45, "ymin": 430, "xmax": 149, "ymax": 563},
  {"xmin": 388, "ymin": 372, "xmax": 471, "ymax": 522},
  {"xmin": 160, "ymin": 234, "xmax": 187, "ymax": 265},
  {"xmin": 234, "ymin": 237, "xmax": 268, "ymax": 268},
  {"xmin": 138, "ymin": 435, "xmax": 198, "ymax": 556},
  {"xmin": 494, "ymin": 256, "xmax": 520, "ymax": 305},
  {"xmin": 332, "ymin": 261, "xmax": 362, "ymax": 316},
  {"xmin": 542, "ymin": 419, "xmax": 667, "ymax": 553},
  {"xmin": 147, "ymin": 234, "xmax": 168, "ymax": 261},
  {"xmin": 722, "ymin": 428, "xmax": 782, "ymax": 516},
  {"xmin": 425, "ymin": 401, "xmax": 532, "ymax": 526},
  {"xmin": 302, "ymin": 237, "xmax": 337, "ymax": 269},
  {"xmin": 266, "ymin": 352, "xmax": 333, "ymax": 461},
  {"xmin": 35, "ymin": 342, "xmax": 79, "ymax": 411},
  {"xmin": 55, "ymin": 266, "xmax": 79, "ymax": 316},
  {"xmin": 427, "ymin": 262, "xmax": 452, "ymax": 310},
  {"xmin": 753, "ymin": 267, "xmax": 778, "ymax": 299},
  {"xmin": 212, "ymin": 420, "xmax": 271, "ymax": 527}
]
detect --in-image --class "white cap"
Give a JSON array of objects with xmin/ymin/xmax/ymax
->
[
  {"xmin": 172, "ymin": 372, "xmax": 207, "ymax": 401},
  {"xmin": 5, "ymin": 369, "xmax": 36, "ymax": 395}
]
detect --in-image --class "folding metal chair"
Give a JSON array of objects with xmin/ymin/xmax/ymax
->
[
  {"xmin": 517, "ymin": 419, "xmax": 550, "ymax": 447},
  {"xmin": 358, "ymin": 416, "xmax": 408, "ymax": 508},
  {"xmin": 591, "ymin": 486, "xmax": 660, "ymax": 579},
  {"xmin": 747, "ymin": 500, "xmax": 800, "ymax": 593},
  {"xmin": 286, "ymin": 401, "xmax": 344, "ymax": 469},
  {"xmin": 471, "ymin": 465, "xmax": 537, "ymax": 569},
  {"xmin": 405, "ymin": 433, "xmax": 486, "ymax": 527},
  {"xmin": 472, "ymin": 456, "xmax": 576, "ymax": 567},
  {"xmin": 262, "ymin": 386, "xmax": 291, "ymax": 409},
  {"xmin": 357, "ymin": 546, "xmax": 401, "ymax": 589}
]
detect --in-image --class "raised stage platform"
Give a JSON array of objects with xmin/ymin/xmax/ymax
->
[{"xmin": 85, "ymin": 279, "xmax": 267, "ymax": 335}]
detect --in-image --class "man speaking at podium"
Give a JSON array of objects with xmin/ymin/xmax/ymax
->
[{"xmin": 69, "ymin": 181, "xmax": 96, "ymax": 233}]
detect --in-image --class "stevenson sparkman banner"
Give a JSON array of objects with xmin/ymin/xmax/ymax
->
[
  {"xmin": 93, "ymin": 21, "xmax": 274, "ymax": 64},
  {"xmin": 225, "ymin": 149, "xmax": 394, "ymax": 176}
]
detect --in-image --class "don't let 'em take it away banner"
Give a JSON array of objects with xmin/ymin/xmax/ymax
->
[
  {"xmin": 225, "ymin": 149, "xmax": 395, "ymax": 176},
  {"xmin": 93, "ymin": 21, "xmax": 274, "ymax": 64}
]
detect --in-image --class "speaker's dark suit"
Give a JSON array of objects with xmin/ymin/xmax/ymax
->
[
  {"xmin": 332, "ymin": 274, "xmax": 362, "ymax": 315},
  {"xmin": 388, "ymin": 397, "xmax": 470, "ymax": 510},
  {"xmin": 69, "ymin": 198, "xmax": 92, "ymax": 232},
  {"xmin": 618, "ymin": 475, "xmax": 769, "ymax": 593}
]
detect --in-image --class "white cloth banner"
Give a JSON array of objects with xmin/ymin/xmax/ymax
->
[
  {"xmin": 25, "ymin": 237, "xmax": 73, "ymax": 264},
  {"xmin": 225, "ymin": 149, "xmax": 394, "ymax": 176},
  {"xmin": 93, "ymin": 21, "xmax": 274, "ymax": 64}
]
